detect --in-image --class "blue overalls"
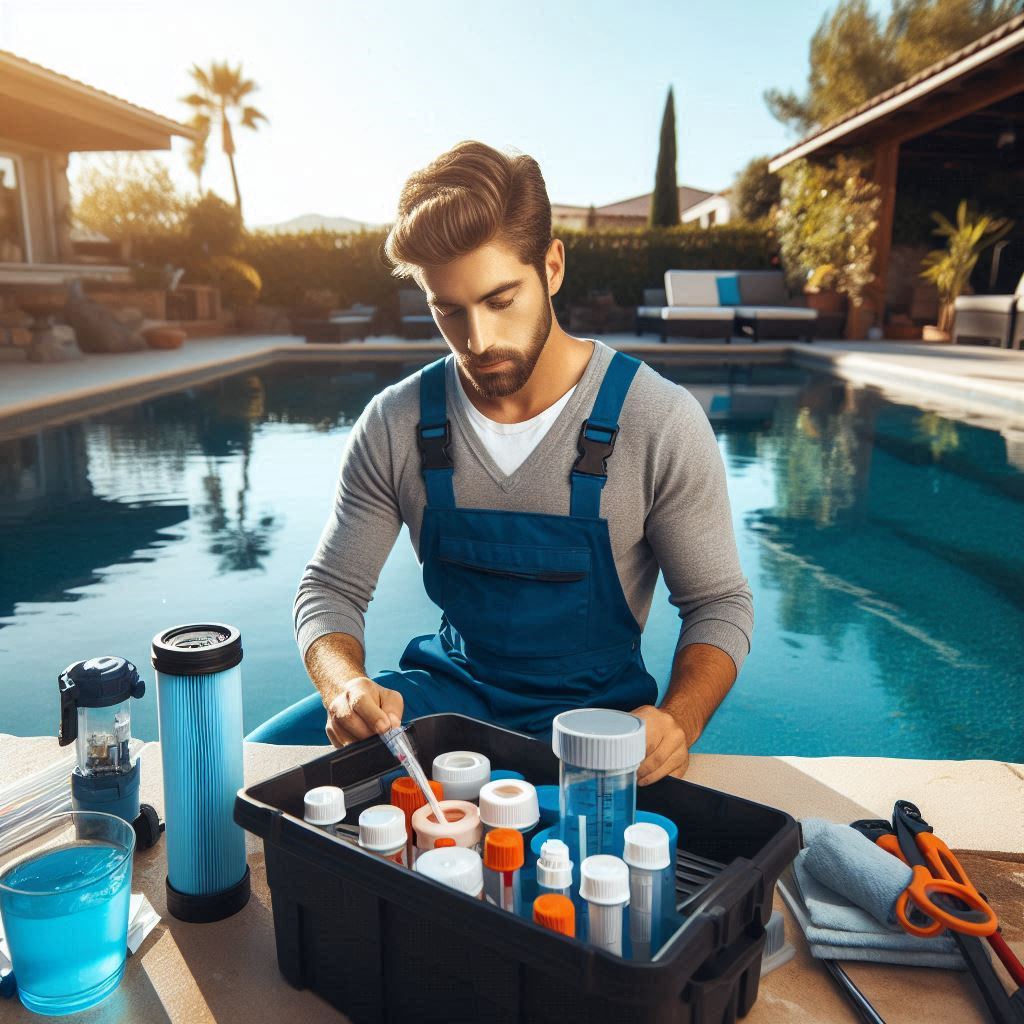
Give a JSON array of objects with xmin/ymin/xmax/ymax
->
[{"xmin": 246, "ymin": 349, "xmax": 659, "ymax": 744}]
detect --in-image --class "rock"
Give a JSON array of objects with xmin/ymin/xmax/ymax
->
[
  {"xmin": 63, "ymin": 279, "xmax": 146, "ymax": 353},
  {"xmin": 28, "ymin": 323, "xmax": 81, "ymax": 362},
  {"xmin": 143, "ymin": 326, "xmax": 186, "ymax": 350},
  {"xmin": 113, "ymin": 306, "xmax": 146, "ymax": 329}
]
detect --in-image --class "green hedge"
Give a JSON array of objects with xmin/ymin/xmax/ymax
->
[{"xmin": 139, "ymin": 223, "xmax": 776, "ymax": 318}]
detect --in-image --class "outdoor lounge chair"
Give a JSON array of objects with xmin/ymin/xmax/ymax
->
[
  {"xmin": 399, "ymin": 288, "xmax": 437, "ymax": 339},
  {"xmin": 733, "ymin": 270, "xmax": 817, "ymax": 342},
  {"xmin": 952, "ymin": 272, "xmax": 1024, "ymax": 347},
  {"xmin": 303, "ymin": 303, "xmax": 377, "ymax": 343}
]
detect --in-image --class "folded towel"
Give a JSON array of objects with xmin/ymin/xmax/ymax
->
[{"xmin": 800, "ymin": 817, "xmax": 911, "ymax": 928}]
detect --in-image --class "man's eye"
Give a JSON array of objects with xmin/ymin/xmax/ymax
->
[
  {"xmin": 437, "ymin": 299, "xmax": 513, "ymax": 319},
  {"xmin": 490, "ymin": 299, "xmax": 514, "ymax": 312}
]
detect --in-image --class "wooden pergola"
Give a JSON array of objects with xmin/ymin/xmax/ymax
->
[{"xmin": 769, "ymin": 15, "xmax": 1024, "ymax": 339}]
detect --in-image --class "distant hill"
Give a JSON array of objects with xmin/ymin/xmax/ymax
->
[{"xmin": 253, "ymin": 213, "xmax": 384, "ymax": 235}]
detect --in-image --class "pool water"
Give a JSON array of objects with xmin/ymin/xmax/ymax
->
[
  {"xmin": 0, "ymin": 842, "xmax": 132, "ymax": 1014},
  {"xmin": 1, "ymin": 359, "xmax": 1021, "ymax": 761}
]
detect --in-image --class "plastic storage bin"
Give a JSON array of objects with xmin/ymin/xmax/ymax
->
[{"xmin": 235, "ymin": 714, "xmax": 799, "ymax": 1024}]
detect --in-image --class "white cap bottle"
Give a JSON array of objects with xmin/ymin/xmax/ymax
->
[
  {"xmin": 478, "ymin": 779, "xmax": 539, "ymax": 835},
  {"xmin": 580, "ymin": 855, "xmax": 630, "ymax": 956},
  {"xmin": 414, "ymin": 846, "xmax": 484, "ymax": 898},
  {"xmin": 304, "ymin": 786, "xmax": 346, "ymax": 831},
  {"xmin": 432, "ymin": 751, "xmax": 491, "ymax": 802},
  {"xmin": 623, "ymin": 823, "xmax": 673, "ymax": 959},
  {"xmin": 358, "ymin": 804, "xmax": 408, "ymax": 865},
  {"xmin": 536, "ymin": 838, "xmax": 574, "ymax": 897}
]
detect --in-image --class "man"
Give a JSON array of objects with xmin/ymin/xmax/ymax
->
[{"xmin": 250, "ymin": 140, "xmax": 753, "ymax": 785}]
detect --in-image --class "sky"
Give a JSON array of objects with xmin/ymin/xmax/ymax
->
[{"xmin": 0, "ymin": 0, "xmax": 883, "ymax": 228}]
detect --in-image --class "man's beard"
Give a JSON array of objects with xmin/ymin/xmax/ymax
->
[{"xmin": 458, "ymin": 300, "xmax": 553, "ymax": 399}]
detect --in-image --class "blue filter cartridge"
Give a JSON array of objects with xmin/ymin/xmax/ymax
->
[{"xmin": 151, "ymin": 624, "xmax": 250, "ymax": 922}]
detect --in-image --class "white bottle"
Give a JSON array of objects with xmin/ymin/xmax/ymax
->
[
  {"xmin": 432, "ymin": 751, "xmax": 491, "ymax": 802},
  {"xmin": 478, "ymin": 779, "xmax": 540, "ymax": 843},
  {"xmin": 536, "ymin": 838, "xmax": 574, "ymax": 898},
  {"xmin": 358, "ymin": 804, "xmax": 408, "ymax": 866},
  {"xmin": 414, "ymin": 846, "xmax": 484, "ymax": 899},
  {"xmin": 623, "ymin": 822, "xmax": 673, "ymax": 959},
  {"xmin": 580, "ymin": 855, "xmax": 629, "ymax": 956},
  {"xmin": 304, "ymin": 786, "xmax": 346, "ymax": 832}
]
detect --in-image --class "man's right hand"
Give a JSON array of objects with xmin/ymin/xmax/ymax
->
[{"xmin": 325, "ymin": 677, "xmax": 404, "ymax": 747}]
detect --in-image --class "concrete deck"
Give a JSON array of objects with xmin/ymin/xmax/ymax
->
[
  {"xmin": 2, "ymin": 735, "xmax": 1021, "ymax": 1023},
  {"xmin": 1, "ymin": 332, "xmax": 1022, "ymax": 438}
]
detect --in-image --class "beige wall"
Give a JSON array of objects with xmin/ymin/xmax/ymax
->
[{"xmin": 0, "ymin": 135, "xmax": 65, "ymax": 263}]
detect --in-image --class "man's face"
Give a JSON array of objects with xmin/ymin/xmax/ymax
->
[{"xmin": 420, "ymin": 240, "xmax": 553, "ymax": 399}]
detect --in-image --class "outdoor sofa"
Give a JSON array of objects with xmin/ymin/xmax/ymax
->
[
  {"xmin": 302, "ymin": 303, "xmax": 377, "ymax": 343},
  {"xmin": 952, "ymin": 272, "xmax": 1024, "ymax": 348},
  {"xmin": 399, "ymin": 288, "xmax": 438, "ymax": 339},
  {"xmin": 635, "ymin": 270, "xmax": 817, "ymax": 343}
]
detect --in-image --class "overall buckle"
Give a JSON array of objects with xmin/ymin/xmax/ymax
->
[
  {"xmin": 573, "ymin": 420, "xmax": 618, "ymax": 477},
  {"xmin": 417, "ymin": 421, "xmax": 453, "ymax": 470}
]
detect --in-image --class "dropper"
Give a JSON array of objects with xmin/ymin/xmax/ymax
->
[{"xmin": 381, "ymin": 726, "xmax": 448, "ymax": 824}]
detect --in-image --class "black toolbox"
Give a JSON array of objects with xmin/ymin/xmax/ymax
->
[{"xmin": 234, "ymin": 714, "xmax": 799, "ymax": 1024}]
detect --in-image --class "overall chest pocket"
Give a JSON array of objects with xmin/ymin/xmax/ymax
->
[{"xmin": 437, "ymin": 535, "xmax": 591, "ymax": 658}]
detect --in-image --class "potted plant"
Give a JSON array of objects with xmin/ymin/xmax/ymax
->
[{"xmin": 918, "ymin": 200, "xmax": 1012, "ymax": 342}]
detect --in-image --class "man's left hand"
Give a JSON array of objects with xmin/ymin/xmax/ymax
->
[{"xmin": 630, "ymin": 705, "xmax": 690, "ymax": 784}]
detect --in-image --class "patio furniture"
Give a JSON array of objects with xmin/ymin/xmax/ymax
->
[
  {"xmin": 952, "ymin": 272, "xmax": 1024, "ymax": 347},
  {"xmin": 399, "ymin": 288, "xmax": 437, "ymax": 339},
  {"xmin": 635, "ymin": 270, "xmax": 817, "ymax": 343},
  {"xmin": 302, "ymin": 303, "xmax": 377, "ymax": 344}
]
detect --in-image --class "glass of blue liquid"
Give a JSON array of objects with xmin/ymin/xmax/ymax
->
[{"xmin": 0, "ymin": 810, "xmax": 135, "ymax": 1016}]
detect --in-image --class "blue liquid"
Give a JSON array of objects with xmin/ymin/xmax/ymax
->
[
  {"xmin": 559, "ymin": 770, "xmax": 635, "ymax": 865},
  {"xmin": 0, "ymin": 843, "xmax": 132, "ymax": 1015}
]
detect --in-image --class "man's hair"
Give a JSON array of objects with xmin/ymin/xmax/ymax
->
[{"xmin": 383, "ymin": 140, "xmax": 552, "ymax": 289}]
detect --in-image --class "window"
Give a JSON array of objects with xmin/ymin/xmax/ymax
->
[{"xmin": 0, "ymin": 156, "xmax": 28, "ymax": 263}]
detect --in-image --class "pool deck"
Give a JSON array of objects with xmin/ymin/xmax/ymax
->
[
  {"xmin": 2, "ymin": 734, "xmax": 1021, "ymax": 1023},
  {"xmin": 1, "ymin": 332, "xmax": 1022, "ymax": 438}
]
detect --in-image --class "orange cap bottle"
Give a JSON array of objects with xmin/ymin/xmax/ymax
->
[
  {"xmin": 390, "ymin": 777, "xmax": 444, "ymax": 831},
  {"xmin": 483, "ymin": 828, "xmax": 524, "ymax": 872},
  {"xmin": 533, "ymin": 894, "xmax": 576, "ymax": 937}
]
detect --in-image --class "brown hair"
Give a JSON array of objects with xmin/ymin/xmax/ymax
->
[{"xmin": 383, "ymin": 140, "xmax": 552, "ymax": 289}]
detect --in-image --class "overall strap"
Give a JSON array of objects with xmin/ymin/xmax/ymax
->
[
  {"xmin": 417, "ymin": 356, "xmax": 456, "ymax": 508},
  {"xmin": 570, "ymin": 351, "xmax": 642, "ymax": 518}
]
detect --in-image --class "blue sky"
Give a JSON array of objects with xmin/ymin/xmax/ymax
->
[{"xmin": 1, "ymin": 0, "xmax": 882, "ymax": 227}]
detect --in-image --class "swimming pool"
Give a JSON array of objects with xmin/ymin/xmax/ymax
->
[{"xmin": 2, "ymin": 357, "xmax": 1021, "ymax": 760}]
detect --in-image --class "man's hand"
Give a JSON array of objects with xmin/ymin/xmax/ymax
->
[
  {"xmin": 325, "ymin": 677, "xmax": 404, "ymax": 747},
  {"xmin": 630, "ymin": 705, "xmax": 690, "ymax": 785}
]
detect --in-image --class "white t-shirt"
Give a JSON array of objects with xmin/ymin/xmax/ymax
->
[{"xmin": 454, "ymin": 370, "xmax": 577, "ymax": 477}]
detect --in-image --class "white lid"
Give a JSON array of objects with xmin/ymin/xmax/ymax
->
[
  {"xmin": 303, "ymin": 786, "xmax": 346, "ymax": 826},
  {"xmin": 551, "ymin": 709, "xmax": 646, "ymax": 771},
  {"xmin": 580, "ymin": 855, "xmax": 630, "ymax": 905},
  {"xmin": 432, "ymin": 750, "xmax": 491, "ymax": 786},
  {"xmin": 623, "ymin": 823, "xmax": 671, "ymax": 871},
  {"xmin": 414, "ymin": 847, "xmax": 484, "ymax": 897},
  {"xmin": 536, "ymin": 838, "xmax": 573, "ymax": 890},
  {"xmin": 478, "ymin": 779, "xmax": 540, "ymax": 830},
  {"xmin": 358, "ymin": 804, "xmax": 406, "ymax": 851}
]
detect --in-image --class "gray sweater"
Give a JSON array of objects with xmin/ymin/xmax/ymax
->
[{"xmin": 294, "ymin": 340, "xmax": 753, "ymax": 677}]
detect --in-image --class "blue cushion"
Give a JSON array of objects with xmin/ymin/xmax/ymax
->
[{"xmin": 716, "ymin": 276, "xmax": 741, "ymax": 305}]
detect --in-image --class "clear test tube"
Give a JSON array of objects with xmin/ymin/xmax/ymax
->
[
  {"xmin": 580, "ymin": 855, "xmax": 630, "ymax": 956},
  {"xmin": 483, "ymin": 828, "xmax": 524, "ymax": 914},
  {"xmin": 623, "ymin": 823, "xmax": 673, "ymax": 959}
]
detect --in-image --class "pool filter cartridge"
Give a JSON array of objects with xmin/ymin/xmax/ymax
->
[{"xmin": 151, "ymin": 623, "xmax": 250, "ymax": 922}]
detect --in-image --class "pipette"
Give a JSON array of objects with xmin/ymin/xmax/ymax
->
[{"xmin": 381, "ymin": 726, "xmax": 448, "ymax": 825}]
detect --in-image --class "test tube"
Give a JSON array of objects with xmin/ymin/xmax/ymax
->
[
  {"xmin": 390, "ymin": 776, "xmax": 445, "ymax": 865},
  {"xmin": 483, "ymin": 828, "xmax": 524, "ymax": 914},
  {"xmin": 580, "ymin": 855, "xmax": 630, "ymax": 956},
  {"xmin": 623, "ymin": 823, "xmax": 673, "ymax": 959},
  {"xmin": 536, "ymin": 838, "xmax": 574, "ymax": 898},
  {"xmin": 533, "ymin": 894, "xmax": 576, "ymax": 938},
  {"xmin": 358, "ymin": 805, "xmax": 408, "ymax": 866},
  {"xmin": 303, "ymin": 786, "xmax": 346, "ymax": 834}
]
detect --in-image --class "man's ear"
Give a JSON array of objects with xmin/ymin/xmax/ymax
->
[{"xmin": 545, "ymin": 238, "xmax": 565, "ymax": 297}]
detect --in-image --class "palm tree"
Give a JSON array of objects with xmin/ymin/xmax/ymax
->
[
  {"xmin": 186, "ymin": 111, "xmax": 210, "ymax": 194},
  {"xmin": 181, "ymin": 62, "xmax": 268, "ymax": 218}
]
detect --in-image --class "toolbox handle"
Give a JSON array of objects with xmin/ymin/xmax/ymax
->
[{"xmin": 677, "ymin": 857, "xmax": 766, "ymax": 953}]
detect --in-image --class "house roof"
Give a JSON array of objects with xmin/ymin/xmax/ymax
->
[
  {"xmin": 768, "ymin": 13, "xmax": 1024, "ymax": 171},
  {"xmin": 0, "ymin": 49, "xmax": 201, "ymax": 152},
  {"xmin": 553, "ymin": 185, "xmax": 716, "ymax": 219}
]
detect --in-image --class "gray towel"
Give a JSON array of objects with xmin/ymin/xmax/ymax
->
[{"xmin": 800, "ymin": 817, "xmax": 911, "ymax": 927}]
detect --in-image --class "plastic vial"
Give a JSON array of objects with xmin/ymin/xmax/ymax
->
[
  {"xmin": 536, "ymin": 838, "xmax": 574, "ymax": 899},
  {"xmin": 411, "ymin": 799, "xmax": 482, "ymax": 858},
  {"xmin": 432, "ymin": 751, "xmax": 491, "ymax": 802},
  {"xmin": 478, "ymin": 780, "xmax": 540, "ymax": 843},
  {"xmin": 390, "ymin": 776, "xmax": 444, "ymax": 865},
  {"xmin": 358, "ymin": 805, "xmax": 408, "ymax": 866},
  {"xmin": 533, "ymin": 894, "xmax": 576, "ymax": 937},
  {"xmin": 483, "ymin": 828, "xmax": 524, "ymax": 914},
  {"xmin": 623, "ymin": 823, "xmax": 673, "ymax": 959},
  {"xmin": 303, "ymin": 786, "xmax": 346, "ymax": 833},
  {"xmin": 580, "ymin": 855, "xmax": 630, "ymax": 956},
  {"xmin": 414, "ymin": 846, "xmax": 484, "ymax": 899},
  {"xmin": 552, "ymin": 709, "xmax": 645, "ymax": 865}
]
